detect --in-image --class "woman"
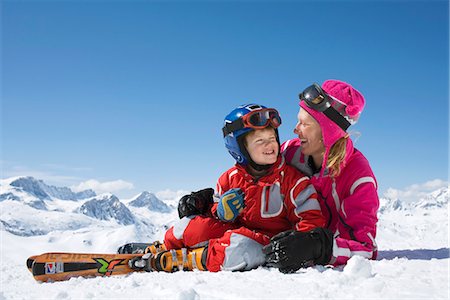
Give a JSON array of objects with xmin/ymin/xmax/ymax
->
[{"xmin": 263, "ymin": 80, "xmax": 379, "ymax": 273}]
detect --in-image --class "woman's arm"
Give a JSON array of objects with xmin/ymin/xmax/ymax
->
[{"xmin": 332, "ymin": 175, "xmax": 379, "ymax": 265}]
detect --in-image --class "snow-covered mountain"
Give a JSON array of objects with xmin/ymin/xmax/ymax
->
[
  {"xmin": 379, "ymin": 185, "xmax": 449, "ymax": 213},
  {"xmin": 129, "ymin": 191, "xmax": 171, "ymax": 213},
  {"xmin": 415, "ymin": 187, "xmax": 448, "ymax": 209},
  {"xmin": 6, "ymin": 176, "xmax": 96, "ymax": 200},
  {"xmin": 0, "ymin": 176, "xmax": 97, "ymax": 212},
  {"xmin": 78, "ymin": 194, "xmax": 136, "ymax": 225}
]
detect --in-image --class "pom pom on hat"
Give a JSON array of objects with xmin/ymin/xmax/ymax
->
[{"xmin": 321, "ymin": 79, "xmax": 365, "ymax": 122}]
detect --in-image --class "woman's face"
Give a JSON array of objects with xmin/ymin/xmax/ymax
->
[
  {"xmin": 244, "ymin": 127, "xmax": 279, "ymax": 165},
  {"xmin": 294, "ymin": 109, "xmax": 325, "ymax": 156}
]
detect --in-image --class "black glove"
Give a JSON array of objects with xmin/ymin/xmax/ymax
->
[
  {"xmin": 177, "ymin": 188, "xmax": 215, "ymax": 218},
  {"xmin": 262, "ymin": 227, "xmax": 333, "ymax": 274},
  {"xmin": 117, "ymin": 242, "xmax": 155, "ymax": 254}
]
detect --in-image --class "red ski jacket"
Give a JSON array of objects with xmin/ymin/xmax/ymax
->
[{"xmin": 212, "ymin": 156, "xmax": 325, "ymax": 237}]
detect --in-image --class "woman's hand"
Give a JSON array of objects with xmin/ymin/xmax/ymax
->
[{"xmin": 262, "ymin": 227, "xmax": 333, "ymax": 273}]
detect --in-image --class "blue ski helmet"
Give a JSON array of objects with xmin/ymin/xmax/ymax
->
[{"xmin": 222, "ymin": 104, "xmax": 281, "ymax": 165}]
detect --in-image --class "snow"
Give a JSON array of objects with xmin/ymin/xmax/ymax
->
[{"xmin": 0, "ymin": 177, "xmax": 449, "ymax": 299}]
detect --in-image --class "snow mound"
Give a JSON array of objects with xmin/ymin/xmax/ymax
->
[{"xmin": 343, "ymin": 255, "xmax": 373, "ymax": 279}]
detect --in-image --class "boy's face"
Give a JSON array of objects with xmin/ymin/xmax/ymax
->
[{"xmin": 244, "ymin": 127, "xmax": 279, "ymax": 165}]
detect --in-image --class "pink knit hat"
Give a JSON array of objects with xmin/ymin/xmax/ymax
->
[{"xmin": 299, "ymin": 79, "xmax": 365, "ymax": 176}]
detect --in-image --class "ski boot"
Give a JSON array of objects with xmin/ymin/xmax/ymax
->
[
  {"xmin": 117, "ymin": 241, "xmax": 166, "ymax": 254},
  {"xmin": 128, "ymin": 247, "xmax": 208, "ymax": 272},
  {"xmin": 152, "ymin": 247, "xmax": 208, "ymax": 272},
  {"xmin": 144, "ymin": 241, "xmax": 166, "ymax": 255}
]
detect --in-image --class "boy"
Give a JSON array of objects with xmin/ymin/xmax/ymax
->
[{"xmin": 123, "ymin": 104, "xmax": 325, "ymax": 272}]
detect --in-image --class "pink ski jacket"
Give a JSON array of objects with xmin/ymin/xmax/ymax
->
[{"xmin": 281, "ymin": 138, "xmax": 379, "ymax": 265}]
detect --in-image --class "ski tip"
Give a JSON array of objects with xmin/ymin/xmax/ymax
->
[{"xmin": 27, "ymin": 255, "xmax": 38, "ymax": 272}]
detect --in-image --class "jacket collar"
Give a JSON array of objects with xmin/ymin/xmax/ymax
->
[{"xmin": 235, "ymin": 156, "xmax": 285, "ymax": 183}]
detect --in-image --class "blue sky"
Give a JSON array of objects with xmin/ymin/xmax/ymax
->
[{"xmin": 1, "ymin": 0, "xmax": 448, "ymax": 198}]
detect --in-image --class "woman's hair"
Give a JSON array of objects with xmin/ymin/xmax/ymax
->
[{"xmin": 326, "ymin": 135, "xmax": 348, "ymax": 177}]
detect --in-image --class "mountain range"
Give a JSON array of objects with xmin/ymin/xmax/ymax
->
[
  {"xmin": 0, "ymin": 176, "xmax": 448, "ymax": 238},
  {"xmin": 0, "ymin": 176, "xmax": 174, "ymax": 237}
]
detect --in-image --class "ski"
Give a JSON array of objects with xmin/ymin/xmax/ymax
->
[{"xmin": 30, "ymin": 252, "xmax": 145, "ymax": 282}]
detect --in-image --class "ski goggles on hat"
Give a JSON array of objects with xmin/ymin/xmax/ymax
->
[
  {"xmin": 222, "ymin": 108, "xmax": 282, "ymax": 137},
  {"xmin": 299, "ymin": 83, "xmax": 351, "ymax": 131}
]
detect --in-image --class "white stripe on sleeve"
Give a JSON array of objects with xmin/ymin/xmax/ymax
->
[{"xmin": 350, "ymin": 177, "xmax": 376, "ymax": 195}]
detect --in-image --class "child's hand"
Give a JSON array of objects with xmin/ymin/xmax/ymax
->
[
  {"xmin": 217, "ymin": 188, "xmax": 245, "ymax": 222},
  {"xmin": 177, "ymin": 188, "xmax": 214, "ymax": 218}
]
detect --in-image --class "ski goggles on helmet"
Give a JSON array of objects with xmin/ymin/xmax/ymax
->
[
  {"xmin": 222, "ymin": 108, "xmax": 281, "ymax": 137},
  {"xmin": 299, "ymin": 83, "xmax": 351, "ymax": 131}
]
